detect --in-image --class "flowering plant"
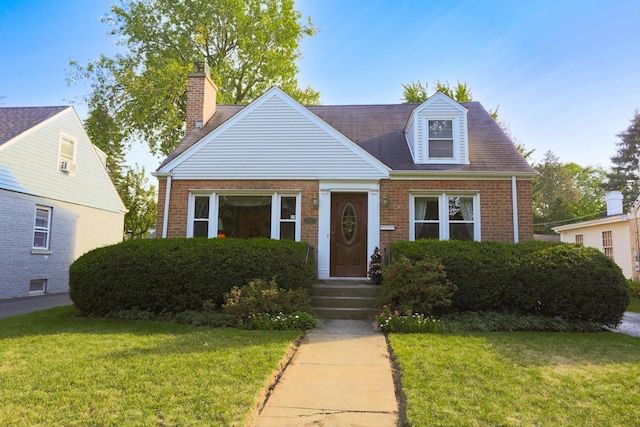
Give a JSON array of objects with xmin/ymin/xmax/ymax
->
[
  {"xmin": 237, "ymin": 311, "xmax": 318, "ymax": 330},
  {"xmin": 375, "ymin": 305, "xmax": 442, "ymax": 333}
]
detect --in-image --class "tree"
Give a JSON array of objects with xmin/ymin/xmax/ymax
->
[
  {"xmin": 533, "ymin": 151, "xmax": 607, "ymax": 233},
  {"xmin": 401, "ymin": 80, "xmax": 498, "ymax": 119},
  {"xmin": 119, "ymin": 165, "xmax": 157, "ymax": 239},
  {"xmin": 69, "ymin": 0, "xmax": 319, "ymax": 157},
  {"xmin": 604, "ymin": 110, "xmax": 640, "ymax": 205},
  {"xmin": 533, "ymin": 151, "xmax": 581, "ymax": 233}
]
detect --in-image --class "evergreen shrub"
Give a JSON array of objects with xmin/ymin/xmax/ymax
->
[
  {"xmin": 390, "ymin": 240, "xmax": 629, "ymax": 327},
  {"xmin": 69, "ymin": 238, "xmax": 316, "ymax": 316}
]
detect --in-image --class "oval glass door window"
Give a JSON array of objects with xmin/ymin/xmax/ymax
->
[{"xmin": 341, "ymin": 203, "xmax": 357, "ymax": 244}]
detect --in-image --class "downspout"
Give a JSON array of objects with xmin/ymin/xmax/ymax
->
[
  {"xmin": 161, "ymin": 174, "xmax": 172, "ymax": 238},
  {"xmin": 512, "ymin": 176, "xmax": 519, "ymax": 243}
]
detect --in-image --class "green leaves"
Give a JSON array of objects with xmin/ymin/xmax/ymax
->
[{"xmin": 70, "ymin": 0, "xmax": 319, "ymax": 157}]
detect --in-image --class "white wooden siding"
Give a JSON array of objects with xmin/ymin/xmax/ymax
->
[
  {"xmin": 409, "ymin": 94, "xmax": 468, "ymax": 164},
  {"xmin": 0, "ymin": 108, "xmax": 125, "ymax": 213},
  {"xmin": 560, "ymin": 221, "xmax": 633, "ymax": 278},
  {"xmin": 405, "ymin": 119, "xmax": 416, "ymax": 161},
  {"xmin": 172, "ymin": 95, "xmax": 388, "ymax": 180}
]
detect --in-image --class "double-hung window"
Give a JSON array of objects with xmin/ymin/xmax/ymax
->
[
  {"xmin": 58, "ymin": 134, "xmax": 76, "ymax": 172},
  {"xmin": 427, "ymin": 119, "xmax": 454, "ymax": 158},
  {"xmin": 602, "ymin": 231, "xmax": 613, "ymax": 258},
  {"xmin": 411, "ymin": 193, "xmax": 479, "ymax": 241},
  {"xmin": 188, "ymin": 192, "xmax": 301, "ymax": 241},
  {"xmin": 33, "ymin": 206, "xmax": 52, "ymax": 250}
]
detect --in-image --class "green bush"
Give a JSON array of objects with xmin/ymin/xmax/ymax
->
[
  {"xmin": 378, "ymin": 255, "xmax": 456, "ymax": 315},
  {"xmin": 69, "ymin": 238, "xmax": 316, "ymax": 316},
  {"xmin": 628, "ymin": 279, "xmax": 640, "ymax": 300},
  {"xmin": 390, "ymin": 240, "xmax": 629, "ymax": 327},
  {"xmin": 223, "ymin": 278, "xmax": 313, "ymax": 318},
  {"xmin": 440, "ymin": 311, "xmax": 604, "ymax": 333},
  {"xmin": 236, "ymin": 311, "xmax": 318, "ymax": 330},
  {"xmin": 375, "ymin": 306, "xmax": 443, "ymax": 333}
]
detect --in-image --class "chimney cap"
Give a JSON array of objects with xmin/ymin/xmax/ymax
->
[{"xmin": 192, "ymin": 61, "xmax": 210, "ymax": 76}]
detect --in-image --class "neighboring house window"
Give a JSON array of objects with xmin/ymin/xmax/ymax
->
[
  {"xmin": 411, "ymin": 194, "xmax": 479, "ymax": 241},
  {"xmin": 33, "ymin": 206, "xmax": 52, "ymax": 249},
  {"xmin": 58, "ymin": 134, "xmax": 76, "ymax": 172},
  {"xmin": 188, "ymin": 192, "xmax": 301, "ymax": 241},
  {"xmin": 428, "ymin": 119, "xmax": 454, "ymax": 158},
  {"xmin": 602, "ymin": 230, "xmax": 613, "ymax": 258},
  {"xmin": 29, "ymin": 279, "xmax": 47, "ymax": 295},
  {"xmin": 575, "ymin": 234, "xmax": 584, "ymax": 246}
]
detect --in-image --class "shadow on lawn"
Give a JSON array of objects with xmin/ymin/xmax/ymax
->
[
  {"xmin": 0, "ymin": 306, "xmax": 299, "ymax": 355},
  {"xmin": 452, "ymin": 331, "xmax": 640, "ymax": 367}
]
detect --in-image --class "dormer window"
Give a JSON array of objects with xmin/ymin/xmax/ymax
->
[{"xmin": 428, "ymin": 119, "xmax": 454, "ymax": 158}]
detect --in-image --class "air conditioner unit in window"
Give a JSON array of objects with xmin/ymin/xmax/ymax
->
[{"xmin": 60, "ymin": 160, "xmax": 69, "ymax": 172}]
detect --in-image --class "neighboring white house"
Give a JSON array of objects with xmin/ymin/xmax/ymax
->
[
  {"xmin": 0, "ymin": 106, "xmax": 126, "ymax": 299},
  {"xmin": 553, "ymin": 191, "xmax": 636, "ymax": 279}
]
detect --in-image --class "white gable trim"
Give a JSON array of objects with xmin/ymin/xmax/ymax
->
[
  {"xmin": 403, "ymin": 92, "xmax": 467, "ymax": 134},
  {"xmin": 0, "ymin": 107, "xmax": 71, "ymax": 152},
  {"xmin": 157, "ymin": 87, "xmax": 390, "ymax": 176}
]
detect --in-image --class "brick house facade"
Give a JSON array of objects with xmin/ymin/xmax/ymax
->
[{"xmin": 154, "ymin": 66, "xmax": 534, "ymax": 280}]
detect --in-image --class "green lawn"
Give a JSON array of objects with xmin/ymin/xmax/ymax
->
[
  {"xmin": 390, "ymin": 332, "xmax": 640, "ymax": 426},
  {"xmin": 628, "ymin": 299, "xmax": 640, "ymax": 313},
  {"xmin": 0, "ymin": 306, "xmax": 299, "ymax": 426}
]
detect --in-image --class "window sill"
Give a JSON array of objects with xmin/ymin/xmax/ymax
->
[{"xmin": 31, "ymin": 249, "xmax": 52, "ymax": 255}]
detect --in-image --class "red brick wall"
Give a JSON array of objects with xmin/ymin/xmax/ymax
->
[
  {"xmin": 156, "ymin": 179, "xmax": 319, "ymax": 249},
  {"xmin": 378, "ymin": 178, "xmax": 533, "ymax": 250},
  {"xmin": 156, "ymin": 177, "xmax": 533, "ymax": 252}
]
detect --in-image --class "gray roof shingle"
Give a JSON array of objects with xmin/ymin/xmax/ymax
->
[
  {"xmin": 0, "ymin": 106, "xmax": 68, "ymax": 146},
  {"xmin": 157, "ymin": 101, "xmax": 534, "ymax": 175}
]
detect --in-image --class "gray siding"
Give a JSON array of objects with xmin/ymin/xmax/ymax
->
[{"xmin": 0, "ymin": 190, "xmax": 75, "ymax": 298}]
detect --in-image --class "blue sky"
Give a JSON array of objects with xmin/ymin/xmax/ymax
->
[{"xmin": 1, "ymin": 0, "xmax": 639, "ymax": 173}]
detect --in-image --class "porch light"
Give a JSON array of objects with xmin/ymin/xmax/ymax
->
[
  {"xmin": 312, "ymin": 194, "xmax": 319, "ymax": 207},
  {"xmin": 382, "ymin": 194, "xmax": 389, "ymax": 207}
]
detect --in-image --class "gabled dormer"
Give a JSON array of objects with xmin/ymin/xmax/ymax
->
[{"xmin": 404, "ymin": 92, "xmax": 469, "ymax": 165}]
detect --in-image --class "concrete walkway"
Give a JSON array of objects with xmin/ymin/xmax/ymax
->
[
  {"xmin": 252, "ymin": 319, "xmax": 399, "ymax": 427},
  {"xmin": 0, "ymin": 293, "xmax": 72, "ymax": 319},
  {"xmin": 609, "ymin": 311, "xmax": 640, "ymax": 337}
]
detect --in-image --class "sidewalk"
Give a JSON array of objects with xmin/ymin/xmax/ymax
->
[
  {"xmin": 252, "ymin": 319, "xmax": 399, "ymax": 427},
  {"xmin": 610, "ymin": 311, "xmax": 640, "ymax": 337}
]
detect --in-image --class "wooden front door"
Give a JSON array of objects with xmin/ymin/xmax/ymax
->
[{"xmin": 330, "ymin": 193, "xmax": 368, "ymax": 277}]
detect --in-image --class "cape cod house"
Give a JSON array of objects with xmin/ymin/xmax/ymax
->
[
  {"xmin": 154, "ymin": 65, "xmax": 535, "ymax": 280},
  {"xmin": 0, "ymin": 106, "xmax": 125, "ymax": 299}
]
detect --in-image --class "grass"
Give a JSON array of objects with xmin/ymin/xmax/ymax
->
[
  {"xmin": 390, "ymin": 332, "xmax": 640, "ymax": 426},
  {"xmin": 0, "ymin": 306, "xmax": 300, "ymax": 426},
  {"xmin": 627, "ymin": 299, "xmax": 640, "ymax": 313}
]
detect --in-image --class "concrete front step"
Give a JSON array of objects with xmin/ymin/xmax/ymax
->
[
  {"xmin": 311, "ymin": 281, "xmax": 382, "ymax": 320},
  {"xmin": 313, "ymin": 307, "xmax": 380, "ymax": 320}
]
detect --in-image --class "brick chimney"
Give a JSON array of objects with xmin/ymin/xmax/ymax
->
[{"xmin": 185, "ymin": 61, "xmax": 217, "ymax": 133}]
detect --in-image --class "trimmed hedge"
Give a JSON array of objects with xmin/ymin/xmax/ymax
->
[
  {"xmin": 69, "ymin": 238, "xmax": 316, "ymax": 316},
  {"xmin": 390, "ymin": 240, "xmax": 629, "ymax": 326}
]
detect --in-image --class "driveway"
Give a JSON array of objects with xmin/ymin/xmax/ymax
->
[
  {"xmin": 0, "ymin": 293, "xmax": 72, "ymax": 319},
  {"xmin": 610, "ymin": 311, "xmax": 640, "ymax": 337}
]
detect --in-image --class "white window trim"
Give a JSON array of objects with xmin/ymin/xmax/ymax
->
[
  {"xmin": 410, "ymin": 192, "xmax": 481, "ymax": 241},
  {"xmin": 29, "ymin": 279, "xmax": 47, "ymax": 295},
  {"xmin": 58, "ymin": 132, "xmax": 77, "ymax": 173},
  {"xmin": 33, "ymin": 206, "xmax": 52, "ymax": 250},
  {"xmin": 186, "ymin": 190, "xmax": 301, "ymax": 241},
  {"xmin": 422, "ymin": 116, "xmax": 460, "ymax": 163}
]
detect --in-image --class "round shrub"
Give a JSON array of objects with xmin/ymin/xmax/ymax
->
[
  {"xmin": 69, "ymin": 238, "xmax": 316, "ymax": 316},
  {"xmin": 378, "ymin": 254, "xmax": 456, "ymax": 315},
  {"xmin": 389, "ymin": 240, "xmax": 629, "ymax": 326}
]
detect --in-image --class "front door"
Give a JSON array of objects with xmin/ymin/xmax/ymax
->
[{"xmin": 330, "ymin": 193, "xmax": 368, "ymax": 277}]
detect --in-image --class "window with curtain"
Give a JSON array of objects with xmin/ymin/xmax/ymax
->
[
  {"xmin": 412, "ymin": 194, "xmax": 478, "ymax": 241},
  {"xmin": 188, "ymin": 193, "xmax": 300, "ymax": 240}
]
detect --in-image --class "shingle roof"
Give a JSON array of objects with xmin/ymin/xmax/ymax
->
[
  {"xmin": 0, "ymin": 106, "xmax": 68, "ymax": 146},
  {"xmin": 157, "ymin": 101, "xmax": 534, "ymax": 175}
]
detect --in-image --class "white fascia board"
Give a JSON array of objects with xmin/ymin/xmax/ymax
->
[
  {"xmin": 552, "ymin": 214, "xmax": 628, "ymax": 233},
  {"xmin": 0, "ymin": 106, "xmax": 72, "ymax": 152},
  {"xmin": 157, "ymin": 86, "xmax": 391, "ymax": 176}
]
